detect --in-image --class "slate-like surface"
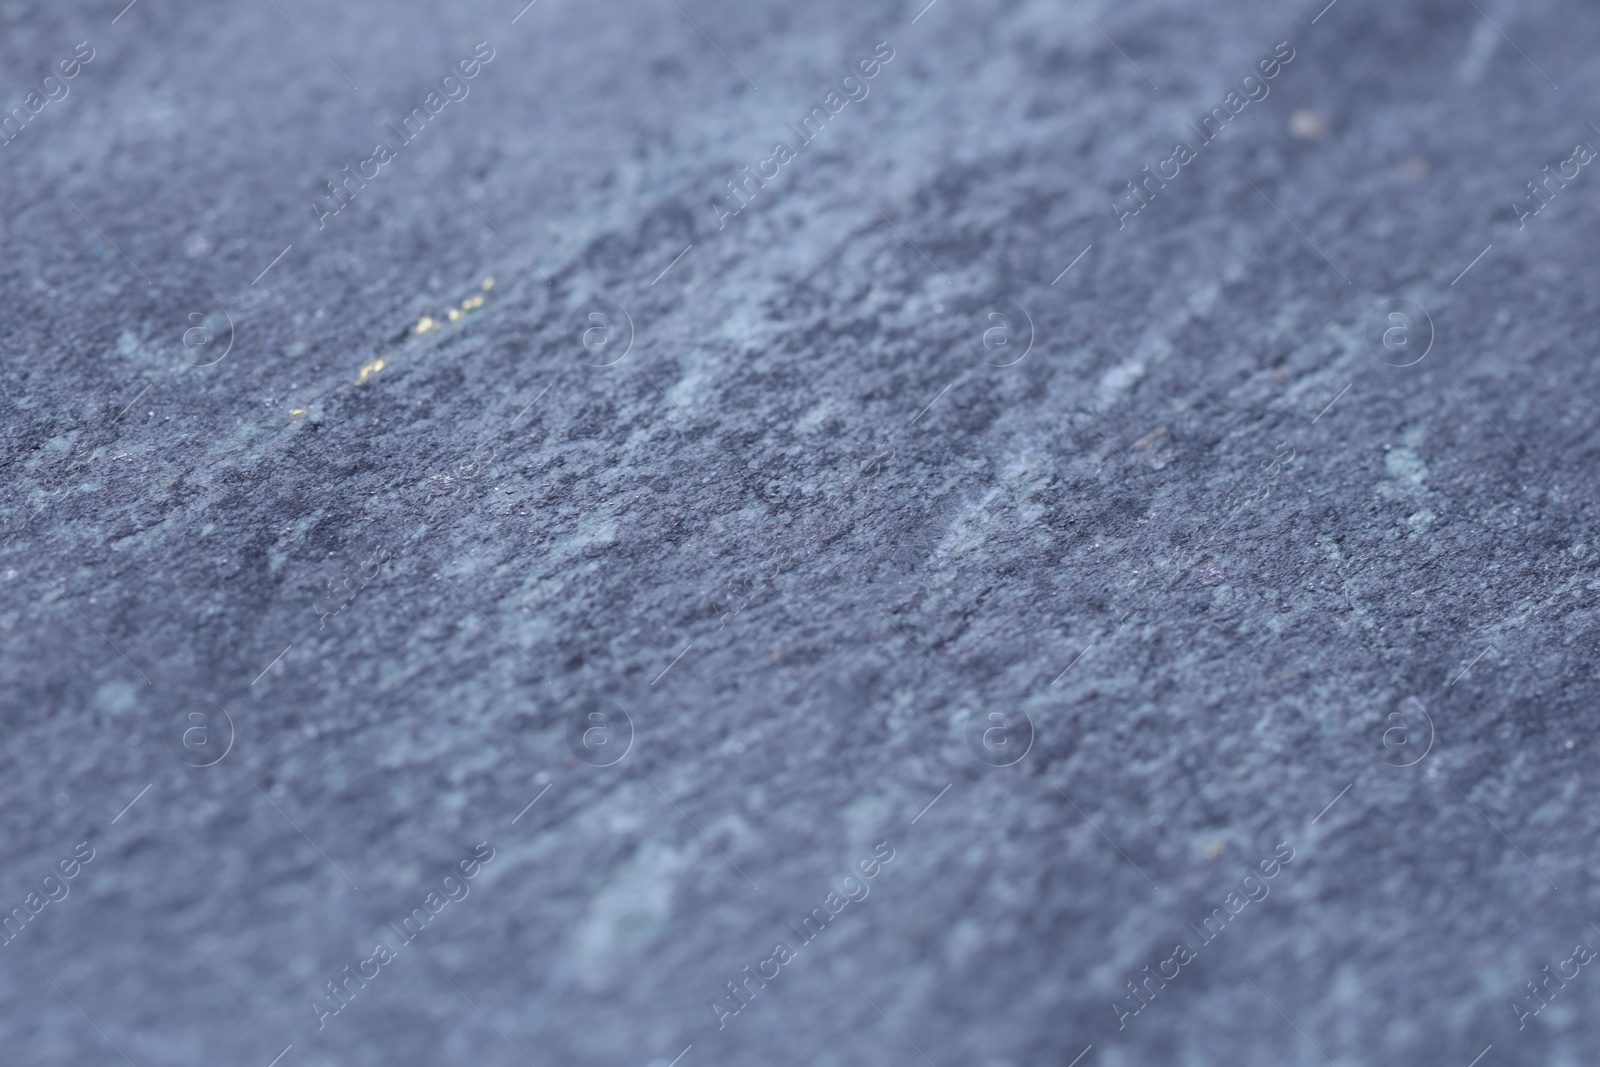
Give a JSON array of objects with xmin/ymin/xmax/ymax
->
[{"xmin": 3, "ymin": 0, "xmax": 1598, "ymax": 1063}]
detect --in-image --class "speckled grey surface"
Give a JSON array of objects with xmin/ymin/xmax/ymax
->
[{"xmin": 3, "ymin": 0, "xmax": 1600, "ymax": 1064}]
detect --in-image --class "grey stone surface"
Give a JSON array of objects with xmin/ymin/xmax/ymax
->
[{"xmin": 3, "ymin": 0, "xmax": 1599, "ymax": 1063}]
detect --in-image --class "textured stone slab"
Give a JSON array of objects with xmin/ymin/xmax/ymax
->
[{"xmin": 2, "ymin": 0, "xmax": 1598, "ymax": 1064}]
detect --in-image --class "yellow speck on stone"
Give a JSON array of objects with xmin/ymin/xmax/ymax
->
[
  {"xmin": 481, "ymin": 276, "xmax": 494, "ymax": 290},
  {"xmin": 447, "ymin": 308, "xmax": 461, "ymax": 322},
  {"xmin": 289, "ymin": 408, "xmax": 307, "ymax": 418},
  {"xmin": 1131, "ymin": 426, "xmax": 1168, "ymax": 452},
  {"xmin": 415, "ymin": 315, "xmax": 437, "ymax": 335},
  {"xmin": 357, "ymin": 357, "xmax": 386, "ymax": 384},
  {"xmin": 462, "ymin": 294, "xmax": 484, "ymax": 310}
]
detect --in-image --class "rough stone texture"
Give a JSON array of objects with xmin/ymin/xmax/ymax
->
[{"xmin": 2, "ymin": 0, "xmax": 1598, "ymax": 1064}]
